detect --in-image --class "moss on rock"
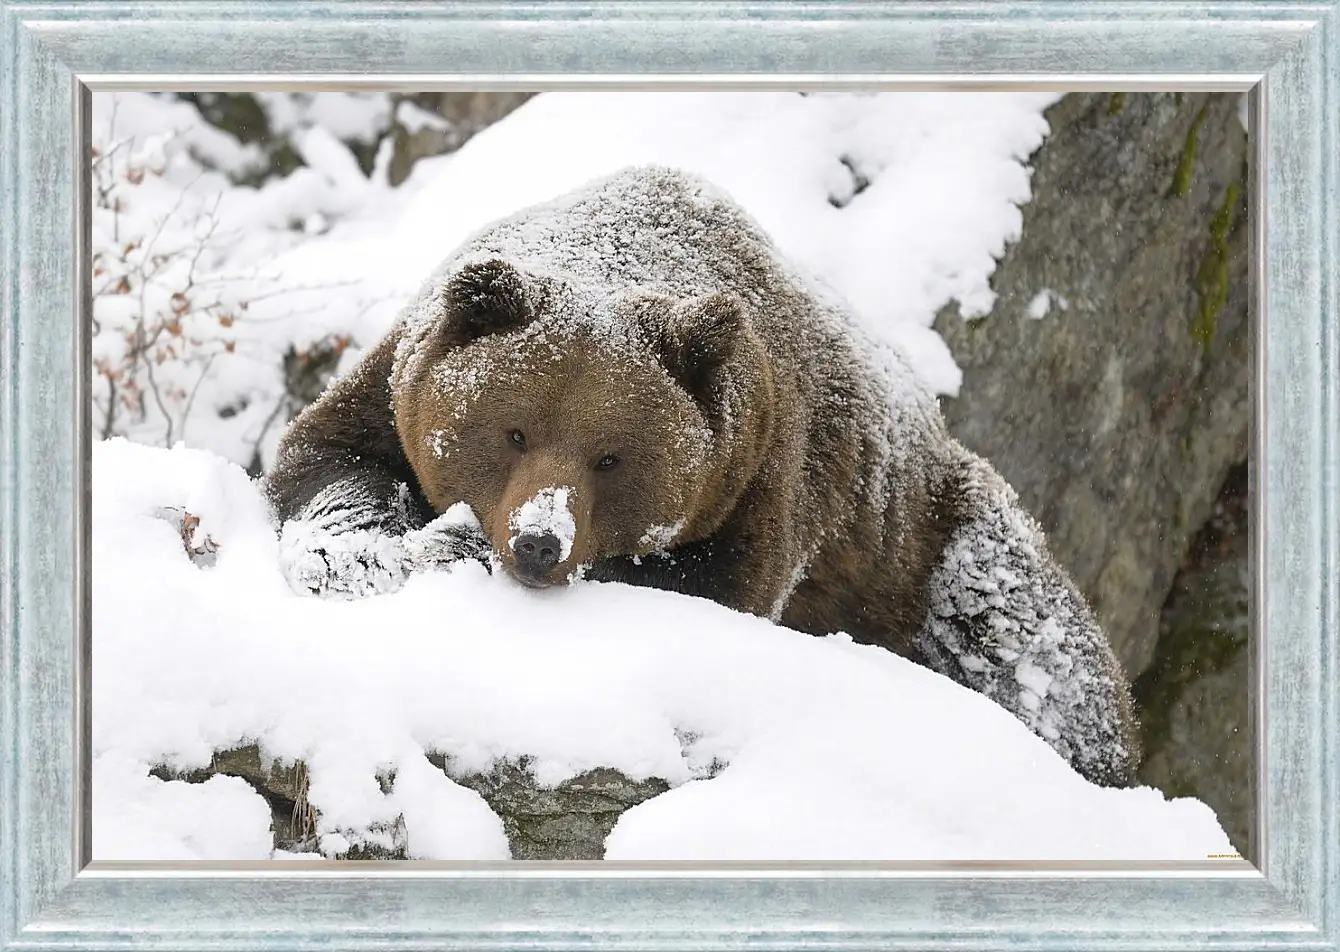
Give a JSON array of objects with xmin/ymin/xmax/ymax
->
[
  {"xmin": 1169, "ymin": 103, "xmax": 1207, "ymax": 198},
  {"xmin": 1192, "ymin": 174, "xmax": 1244, "ymax": 354}
]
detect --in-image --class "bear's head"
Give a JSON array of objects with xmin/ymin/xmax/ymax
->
[{"xmin": 395, "ymin": 258, "xmax": 772, "ymax": 588}]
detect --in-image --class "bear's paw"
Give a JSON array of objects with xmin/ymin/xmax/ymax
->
[
  {"xmin": 401, "ymin": 505, "xmax": 493, "ymax": 576},
  {"xmin": 277, "ymin": 521, "xmax": 411, "ymax": 600}
]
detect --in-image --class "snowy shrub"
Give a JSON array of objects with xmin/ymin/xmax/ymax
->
[
  {"xmin": 89, "ymin": 94, "xmax": 399, "ymax": 468},
  {"xmin": 91, "ymin": 120, "xmax": 257, "ymax": 448}
]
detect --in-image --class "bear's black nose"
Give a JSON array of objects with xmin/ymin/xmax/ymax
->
[{"xmin": 513, "ymin": 532, "xmax": 562, "ymax": 577}]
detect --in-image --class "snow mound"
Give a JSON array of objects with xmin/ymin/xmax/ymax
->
[{"xmin": 94, "ymin": 439, "xmax": 1231, "ymax": 861}]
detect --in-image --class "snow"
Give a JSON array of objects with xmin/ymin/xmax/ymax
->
[
  {"xmin": 255, "ymin": 91, "xmax": 393, "ymax": 147},
  {"xmin": 93, "ymin": 753, "xmax": 275, "ymax": 861},
  {"xmin": 1026, "ymin": 289, "xmax": 1068, "ymax": 319},
  {"xmin": 93, "ymin": 438, "xmax": 1231, "ymax": 861},
  {"xmin": 396, "ymin": 99, "xmax": 451, "ymax": 135},
  {"xmin": 90, "ymin": 90, "xmax": 1058, "ymax": 472},
  {"xmin": 91, "ymin": 91, "xmax": 1232, "ymax": 861},
  {"xmin": 639, "ymin": 520, "xmax": 684, "ymax": 552},
  {"xmin": 508, "ymin": 487, "xmax": 577, "ymax": 561}
]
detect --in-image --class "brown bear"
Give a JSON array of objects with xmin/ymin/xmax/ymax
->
[{"xmin": 266, "ymin": 166, "xmax": 1139, "ymax": 788}]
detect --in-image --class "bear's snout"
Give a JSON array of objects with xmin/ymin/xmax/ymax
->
[
  {"xmin": 512, "ymin": 532, "xmax": 562, "ymax": 584},
  {"xmin": 500, "ymin": 484, "xmax": 583, "ymax": 589}
]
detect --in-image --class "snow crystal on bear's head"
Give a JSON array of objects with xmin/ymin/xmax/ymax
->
[
  {"xmin": 427, "ymin": 428, "xmax": 457, "ymax": 460},
  {"xmin": 638, "ymin": 519, "xmax": 685, "ymax": 553},
  {"xmin": 508, "ymin": 487, "xmax": 578, "ymax": 562}
]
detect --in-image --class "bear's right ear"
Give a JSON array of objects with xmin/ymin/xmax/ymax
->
[
  {"xmin": 443, "ymin": 259, "xmax": 536, "ymax": 342},
  {"xmin": 643, "ymin": 292, "xmax": 747, "ymax": 399}
]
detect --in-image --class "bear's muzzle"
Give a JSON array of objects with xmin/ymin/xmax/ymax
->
[{"xmin": 510, "ymin": 532, "xmax": 563, "ymax": 586}]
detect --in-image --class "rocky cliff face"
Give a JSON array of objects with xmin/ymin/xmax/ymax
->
[
  {"xmin": 935, "ymin": 91, "xmax": 1249, "ymax": 678},
  {"xmin": 934, "ymin": 91, "xmax": 1252, "ymax": 857},
  {"xmin": 1135, "ymin": 463, "xmax": 1252, "ymax": 859}
]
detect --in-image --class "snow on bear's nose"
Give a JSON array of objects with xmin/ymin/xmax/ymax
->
[{"xmin": 506, "ymin": 487, "xmax": 577, "ymax": 585}]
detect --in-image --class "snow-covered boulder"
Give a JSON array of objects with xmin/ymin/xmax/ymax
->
[{"xmin": 93, "ymin": 438, "xmax": 1231, "ymax": 861}]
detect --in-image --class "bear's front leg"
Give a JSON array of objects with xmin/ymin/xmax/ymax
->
[
  {"xmin": 590, "ymin": 509, "xmax": 801, "ymax": 621},
  {"xmin": 278, "ymin": 507, "xmax": 492, "ymax": 600},
  {"xmin": 278, "ymin": 518, "xmax": 411, "ymax": 599},
  {"xmin": 274, "ymin": 468, "xmax": 490, "ymax": 598},
  {"xmin": 914, "ymin": 463, "xmax": 1139, "ymax": 788}
]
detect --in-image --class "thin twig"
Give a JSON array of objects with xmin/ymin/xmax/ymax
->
[{"xmin": 177, "ymin": 353, "xmax": 217, "ymax": 446}]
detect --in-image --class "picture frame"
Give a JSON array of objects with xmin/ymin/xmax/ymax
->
[{"xmin": 1, "ymin": 1, "xmax": 1335, "ymax": 949}]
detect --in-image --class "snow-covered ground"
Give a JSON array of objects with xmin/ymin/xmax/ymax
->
[
  {"xmin": 91, "ymin": 91, "xmax": 1232, "ymax": 861},
  {"xmin": 94, "ymin": 439, "xmax": 1231, "ymax": 861}
]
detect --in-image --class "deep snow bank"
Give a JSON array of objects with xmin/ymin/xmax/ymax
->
[{"xmin": 93, "ymin": 439, "xmax": 1230, "ymax": 861}]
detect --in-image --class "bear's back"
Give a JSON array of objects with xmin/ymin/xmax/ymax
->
[
  {"xmin": 400, "ymin": 165, "xmax": 937, "ymax": 431},
  {"xmin": 435, "ymin": 165, "xmax": 794, "ymax": 305}
]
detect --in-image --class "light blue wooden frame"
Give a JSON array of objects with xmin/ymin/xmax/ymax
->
[{"xmin": 1, "ymin": 2, "xmax": 1335, "ymax": 949}]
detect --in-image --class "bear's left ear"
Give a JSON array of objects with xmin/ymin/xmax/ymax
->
[
  {"xmin": 647, "ymin": 292, "xmax": 747, "ymax": 397},
  {"xmin": 443, "ymin": 259, "xmax": 536, "ymax": 342}
]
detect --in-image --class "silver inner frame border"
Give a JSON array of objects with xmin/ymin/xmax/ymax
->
[{"xmin": 71, "ymin": 74, "xmax": 1267, "ymax": 879}]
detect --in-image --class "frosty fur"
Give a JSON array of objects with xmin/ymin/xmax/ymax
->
[
  {"xmin": 266, "ymin": 166, "xmax": 1138, "ymax": 787},
  {"xmin": 276, "ymin": 476, "xmax": 490, "ymax": 598}
]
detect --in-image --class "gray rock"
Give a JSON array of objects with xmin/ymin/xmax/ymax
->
[
  {"xmin": 172, "ymin": 92, "xmax": 303, "ymax": 184},
  {"xmin": 174, "ymin": 91, "xmax": 533, "ymax": 188},
  {"xmin": 152, "ymin": 745, "xmax": 332, "ymax": 856},
  {"xmin": 933, "ymin": 91, "xmax": 1250, "ymax": 678},
  {"xmin": 432, "ymin": 755, "xmax": 670, "ymax": 860},
  {"xmin": 387, "ymin": 93, "xmax": 535, "ymax": 187},
  {"xmin": 153, "ymin": 746, "xmax": 667, "ymax": 860},
  {"xmin": 1136, "ymin": 463, "xmax": 1253, "ymax": 862}
]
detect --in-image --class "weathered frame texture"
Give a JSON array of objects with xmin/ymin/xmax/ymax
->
[{"xmin": 1, "ymin": 2, "xmax": 1337, "ymax": 950}]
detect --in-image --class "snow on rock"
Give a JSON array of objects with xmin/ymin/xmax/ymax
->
[
  {"xmin": 94, "ymin": 438, "xmax": 1232, "ymax": 861},
  {"xmin": 254, "ymin": 91, "xmax": 393, "ymax": 151},
  {"xmin": 1025, "ymin": 288, "xmax": 1068, "ymax": 319},
  {"xmin": 396, "ymin": 99, "xmax": 452, "ymax": 135},
  {"xmin": 508, "ymin": 487, "xmax": 578, "ymax": 561},
  {"xmin": 93, "ymin": 753, "xmax": 275, "ymax": 861}
]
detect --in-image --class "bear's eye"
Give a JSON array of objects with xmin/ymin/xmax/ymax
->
[
  {"xmin": 507, "ymin": 429, "xmax": 527, "ymax": 451},
  {"xmin": 595, "ymin": 454, "xmax": 620, "ymax": 471}
]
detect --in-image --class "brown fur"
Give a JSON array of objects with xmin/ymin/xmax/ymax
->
[{"xmin": 266, "ymin": 167, "xmax": 1138, "ymax": 787}]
